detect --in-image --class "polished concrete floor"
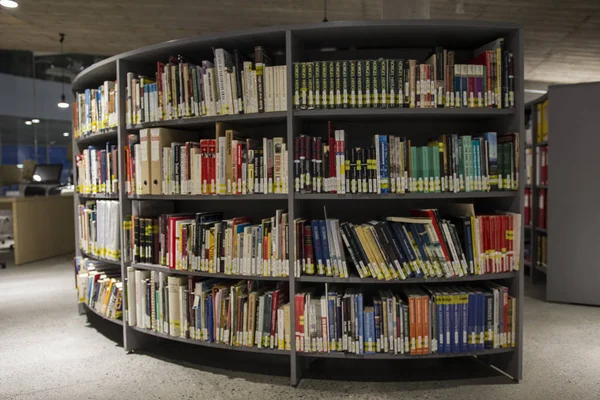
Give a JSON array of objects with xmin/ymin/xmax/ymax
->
[{"xmin": 1, "ymin": 255, "xmax": 599, "ymax": 399}]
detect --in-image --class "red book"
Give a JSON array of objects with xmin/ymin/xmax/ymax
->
[
  {"xmin": 295, "ymin": 293, "xmax": 305, "ymax": 352},
  {"xmin": 524, "ymin": 188, "xmax": 531, "ymax": 226},
  {"xmin": 167, "ymin": 215, "xmax": 194, "ymax": 269},
  {"xmin": 270, "ymin": 289, "xmax": 279, "ymax": 348},
  {"xmin": 303, "ymin": 224, "xmax": 314, "ymax": 274},
  {"xmin": 506, "ymin": 215, "xmax": 513, "ymax": 271},
  {"xmin": 482, "ymin": 216, "xmax": 490, "ymax": 274},
  {"xmin": 209, "ymin": 139, "xmax": 216, "ymax": 194},
  {"xmin": 470, "ymin": 51, "xmax": 493, "ymax": 107},
  {"xmin": 328, "ymin": 121, "xmax": 336, "ymax": 193}
]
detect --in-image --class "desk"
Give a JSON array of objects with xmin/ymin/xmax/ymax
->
[{"xmin": 0, "ymin": 196, "xmax": 75, "ymax": 265}]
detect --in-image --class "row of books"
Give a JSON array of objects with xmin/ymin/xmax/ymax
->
[
  {"xmin": 76, "ymin": 257, "xmax": 123, "ymax": 320},
  {"xmin": 294, "ymin": 208, "xmax": 520, "ymax": 279},
  {"xmin": 523, "ymin": 188, "xmax": 546, "ymax": 229},
  {"xmin": 123, "ymin": 204, "xmax": 519, "ymax": 280},
  {"xmin": 127, "ymin": 125, "xmax": 288, "ymax": 196},
  {"xmin": 73, "ymin": 81, "xmax": 118, "ymax": 138},
  {"xmin": 536, "ymin": 146, "xmax": 548, "ymax": 186},
  {"xmin": 295, "ymin": 283, "xmax": 516, "ymax": 355},
  {"xmin": 124, "ymin": 210, "xmax": 290, "ymax": 277},
  {"xmin": 78, "ymin": 200, "xmax": 121, "ymax": 261},
  {"xmin": 295, "ymin": 128, "xmax": 519, "ymax": 194},
  {"xmin": 536, "ymin": 235, "xmax": 547, "ymax": 267},
  {"xmin": 294, "ymin": 39, "xmax": 514, "ymax": 110},
  {"xmin": 127, "ymin": 269, "xmax": 291, "ymax": 350},
  {"xmin": 536, "ymin": 99, "xmax": 549, "ymax": 143},
  {"xmin": 76, "ymin": 143, "xmax": 119, "ymax": 195},
  {"xmin": 126, "ymin": 47, "xmax": 285, "ymax": 126}
]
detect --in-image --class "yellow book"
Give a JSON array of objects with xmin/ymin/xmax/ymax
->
[
  {"xmin": 470, "ymin": 216, "xmax": 481, "ymax": 275},
  {"xmin": 355, "ymin": 225, "xmax": 384, "ymax": 280},
  {"xmin": 366, "ymin": 225, "xmax": 398, "ymax": 280},
  {"xmin": 542, "ymin": 99, "xmax": 549, "ymax": 141},
  {"xmin": 361, "ymin": 225, "xmax": 390, "ymax": 280},
  {"xmin": 536, "ymin": 103, "xmax": 543, "ymax": 143}
]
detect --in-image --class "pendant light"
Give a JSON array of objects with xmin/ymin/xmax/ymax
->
[{"xmin": 57, "ymin": 33, "xmax": 69, "ymax": 109}]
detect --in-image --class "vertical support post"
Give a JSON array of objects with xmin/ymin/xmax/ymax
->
[{"xmin": 286, "ymin": 29, "xmax": 302, "ymax": 387}]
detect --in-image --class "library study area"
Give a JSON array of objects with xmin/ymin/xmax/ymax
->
[{"xmin": 0, "ymin": 1, "xmax": 598, "ymax": 399}]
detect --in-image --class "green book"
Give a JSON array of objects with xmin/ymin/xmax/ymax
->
[
  {"xmin": 397, "ymin": 60, "xmax": 404, "ymax": 108},
  {"xmin": 300, "ymin": 62, "xmax": 307, "ymax": 110},
  {"xmin": 293, "ymin": 62, "xmax": 300, "ymax": 110},
  {"xmin": 388, "ymin": 59, "xmax": 396, "ymax": 108},
  {"xmin": 320, "ymin": 61, "xmax": 328, "ymax": 110},
  {"xmin": 328, "ymin": 61, "xmax": 335, "ymax": 109},
  {"xmin": 421, "ymin": 146, "xmax": 430, "ymax": 193},
  {"xmin": 410, "ymin": 145, "xmax": 418, "ymax": 192},
  {"xmin": 379, "ymin": 58, "xmax": 387, "ymax": 108},
  {"xmin": 462, "ymin": 135, "xmax": 473, "ymax": 192},
  {"xmin": 372, "ymin": 60, "xmax": 379, "ymax": 107},
  {"xmin": 357, "ymin": 60, "xmax": 364, "ymax": 108},
  {"xmin": 350, "ymin": 60, "xmax": 357, "ymax": 108},
  {"xmin": 457, "ymin": 136, "xmax": 465, "ymax": 192},
  {"xmin": 430, "ymin": 144, "xmax": 441, "ymax": 192},
  {"xmin": 334, "ymin": 61, "xmax": 342, "ymax": 108},
  {"xmin": 342, "ymin": 60, "xmax": 349, "ymax": 108},
  {"xmin": 314, "ymin": 60, "xmax": 321, "ymax": 108},
  {"xmin": 364, "ymin": 60, "xmax": 372, "ymax": 108},
  {"xmin": 307, "ymin": 61, "xmax": 314, "ymax": 110}
]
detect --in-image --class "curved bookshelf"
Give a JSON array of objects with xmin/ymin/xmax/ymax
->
[
  {"xmin": 126, "ymin": 111, "xmax": 286, "ymax": 131},
  {"xmin": 82, "ymin": 302, "xmax": 124, "ymax": 326},
  {"xmin": 295, "ymin": 192, "xmax": 518, "ymax": 200},
  {"xmin": 129, "ymin": 325, "xmax": 288, "ymax": 355},
  {"xmin": 129, "ymin": 194, "xmax": 287, "ymax": 201},
  {"xmin": 297, "ymin": 271, "xmax": 518, "ymax": 284},
  {"xmin": 72, "ymin": 20, "xmax": 524, "ymax": 386},
  {"xmin": 75, "ymin": 128, "xmax": 118, "ymax": 146},
  {"xmin": 299, "ymin": 347, "xmax": 514, "ymax": 360},
  {"xmin": 80, "ymin": 251, "xmax": 121, "ymax": 266},
  {"xmin": 78, "ymin": 193, "xmax": 119, "ymax": 200},
  {"xmin": 133, "ymin": 263, "xmax": 289, "ymax": 281}
]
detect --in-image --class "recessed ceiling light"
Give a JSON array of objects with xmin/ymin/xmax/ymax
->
[
  {"xmin": 31, "ymin": 118, "xmax": 40, "ymax": 124},
  {"xmin": 0, "ymin": 0, "xmax": 19, "ymax": 9},
  {"xmin": 25, "ymin": 120, "xmax": 32, "ymax": 125},
  {"xmin": 63, "ymin": 132, "xmax": 70, "ymax": 137}
]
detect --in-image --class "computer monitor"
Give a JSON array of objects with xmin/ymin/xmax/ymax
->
[{"xmin": 32, "ymin": 164, "xmax": 63, "ymax": 184}]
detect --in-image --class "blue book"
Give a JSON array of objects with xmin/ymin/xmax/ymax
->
[
  {"xmin": 364, "ymin": 307, "xmax": 376, "ymax": 354},
  {"xmin": 378, "ymin": 135, "xmax": 389, "ymax": 193},
  {"xmin": 327, "ymin": 291, "xmax": 337, "ymax": 351},
  {"xmin": 467, "ymin": 291, "xmax": 476, "ymax": 351},
  {"xmin": 483, "ymin": 132, "xmax": 498, "ymax": 189},
  {"xmin": 478, "ymin": 291, "xmax": 486, "ymax": 350},
  {"xmin": 373, "ymin": 299, "xmax": 382, "ymax": 352},
  {"xmin": 311, "ymin": 221, "xmax": 324, "ymax": 275},
  {"xmin": 207, "ymin": 294, "xmax": 214, "ymax": 342},
  {"xmin": 408, "ymin": 223, "xmax": 431, "ymax": 276},
  {"xmin": 454, "ymin": 65, "xmax": 461, "ymax": 108},
  {"xmin": 336, "ymin": 293, "xmax": 343, "ymax": 350},
  {"xmin": 460, "ymin": 289, "xmax": 468, "ymax": 352},
  {"xmin": 450, "ymin": 290, "xmax": 458, "ymax": 353},
  {"xmin": 436, "ymin": 291, "xmax": 445, "ymax": 353},
  {"xmin": 318, "ymin": 220, "xmax": 331, "ymax": 276},
  {"xmin": 388, "ymin": 222, "xmax": 417, "ymax": 278},
  {"xmin": 357, "ymin": 292, "xmax": 364, "ymax": 354}
]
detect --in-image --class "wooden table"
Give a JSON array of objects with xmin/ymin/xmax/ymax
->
[{"xmin": 0, "ymin": 195, "xmax": 75, "ymax": 265}]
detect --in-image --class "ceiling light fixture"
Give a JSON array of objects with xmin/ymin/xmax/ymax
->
[
  {"xmin": 57, "ymin": 33, "xmax": 70, "ymax": 109},
  {"xmin": 25, "ymin": 120, "xmax": 32, "ymax": 125},
  {"xmin": 63, "ymin": 132, "xmax": 70, "ymax": 137},
  {"xmin": 0, "ymin": 0, "xmax": 18, "ymax": 8},
  {"xmin": 32, "ymin": 118, "xmax": 40, "ymax": 124}
]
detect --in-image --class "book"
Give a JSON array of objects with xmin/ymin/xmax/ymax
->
[
  {"xmin": 78, "ymin": 200, "xmax": 121, "ymax": 261},
  {"xmin": 294, "ymin": 130, "xmax": 518, "ymax": 194},
  {"xmin": 76, "ymin": 257, "xmax": 123, "ymax": 321}
]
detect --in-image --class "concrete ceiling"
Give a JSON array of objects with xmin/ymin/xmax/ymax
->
[{"xmin": 0, "ymin": 0, "xmax": 599, "ymax": 85}]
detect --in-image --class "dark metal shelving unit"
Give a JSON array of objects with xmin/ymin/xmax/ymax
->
[{"xmin": 72, "ymin": 20, "xmax": 524, "ymax": 386}]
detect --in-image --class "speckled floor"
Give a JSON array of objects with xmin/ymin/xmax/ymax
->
[{"xmin": 1, "ymin": 256, "xmax": 599, "ymax": 400}]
